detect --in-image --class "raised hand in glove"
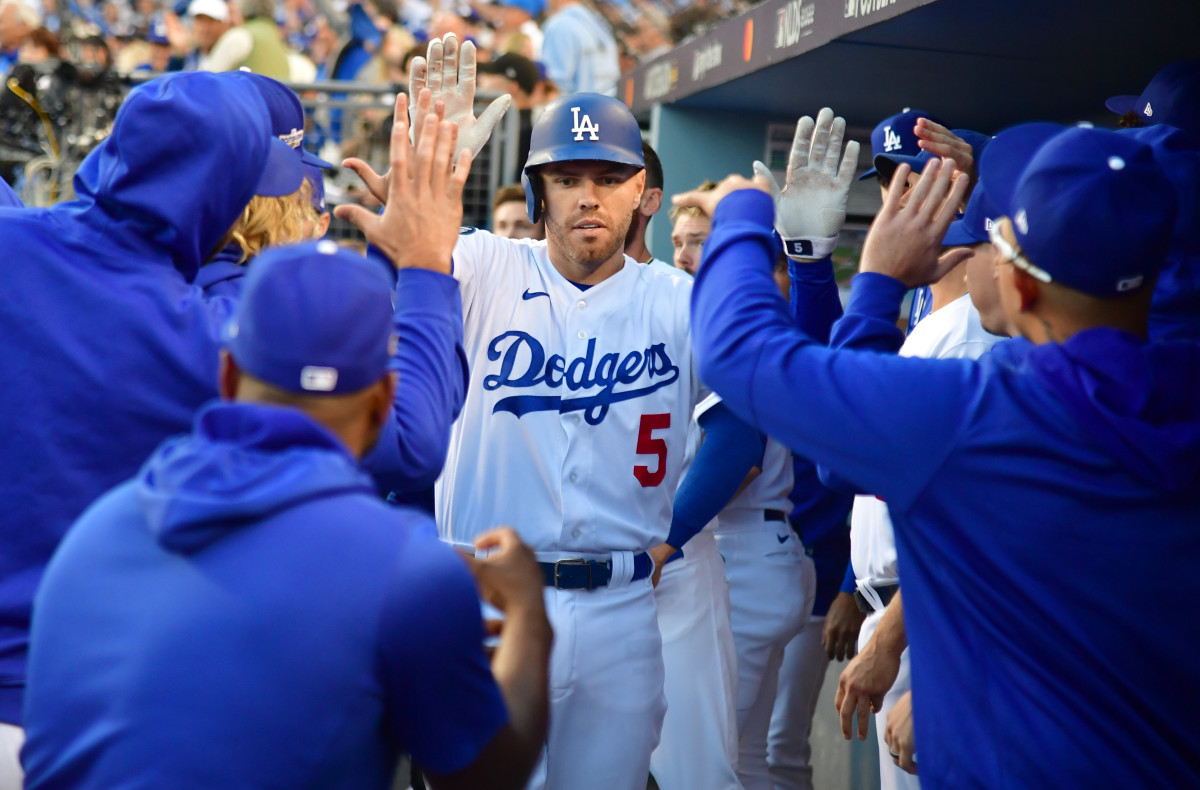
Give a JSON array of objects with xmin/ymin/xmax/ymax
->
[
  {"xmin": 752, "ymin": 107, "xmax": 859, "ymax": 262},
  {"xmin": 409, "ymin": 33, "xmax": 512, "ymax": 158}
]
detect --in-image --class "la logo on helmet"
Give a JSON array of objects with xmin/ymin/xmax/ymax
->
[{"xmin": 571, "ymin": 107, "xmax": 600, "ymax": 141}]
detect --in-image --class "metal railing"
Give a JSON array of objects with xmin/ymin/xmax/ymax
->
[{"xmin": 1, "ymin": 68, "xmax": 520, "ymax": 239}]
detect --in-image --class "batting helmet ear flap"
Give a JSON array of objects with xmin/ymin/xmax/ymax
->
[{"xmin": 523, "ymin": 167, "xmax": 543, "ymax": 223}]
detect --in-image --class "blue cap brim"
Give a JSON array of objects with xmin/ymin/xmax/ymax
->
[
  {"xmin": 943, "ymin": 219, "xmax": 986, "ymax": 248},
  {"xmin": 977, "ymin": 122, "xmax": 1064, "ymax": 218},
  {"xmin": 873, "ymin": 152, "xmax": 934, "ymax": 183},
  {"xmin": 1105, "ymin": 94, "xmax": 1138, "ymax": 116},
  {"xmin": 857, "ymin": 167, "xmax": 878, "ymax": 182},
  {"xmin": 300, "ymin": 148, "xmax": 335, "ymax": 169},
  {"xmin": 257, "ymin": 138, "xmax": 307, "ymax": 197}
]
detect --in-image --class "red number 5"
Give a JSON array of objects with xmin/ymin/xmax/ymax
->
[{"xmin": 634, "ymin": 413, "xmax": 671, "ymax": 487}]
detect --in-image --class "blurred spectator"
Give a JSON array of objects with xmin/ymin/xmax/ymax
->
[
  {"xmin": 186, "ymin": 0, "xmax": 231, "ymax": 70},
  {"xmin": 0, "ymin": 0, "xmax": 37, "ymax": 74},
  {"xmin": 478, "ymin": 50, "xmax": 541, "ymax": 180},
  {"xmin": 542, "ymin": 0, "xmax": 618, "ymax": 95},
  {"xmin": 306, "ymin": 15, "xmax": 340, "ymax": 78},
  {"xmin": 135, "ymin": 17, "xmax": 173, "ymax": 72},
  {"xmin": 331, "ymin": 0, "xmax": 393, "ymax": 81},
  {"xmin": 492, "ymin": 182, "xmax": 543, "ymax": 239},
  {"xmin": 17, "ymin": 25, "xmax": 56, "ymax": 63},
  {"xmin": 473, "ymin": 0, "xmax": 543, "ymax": 59},
  {"xmin": 201, "ymin": 0, "xmax": 290, "ymax": 79}
]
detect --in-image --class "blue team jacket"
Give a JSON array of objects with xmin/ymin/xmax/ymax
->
[
  {"xmin": 0, "ymin": 72, "xmax": 465, "ymax": 724},
  {"xmin": 21, "ymin": 403, "xmax": 507, "ymax": 788},
  {"xmin": 0, "ymin": 72, "xmax": 274, "ymax": 725},
  {"xmin": 692, "ymin": 190, "xmax": 1200, "ymax": 789}
]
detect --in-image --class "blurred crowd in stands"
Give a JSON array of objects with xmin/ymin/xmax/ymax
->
[{"xmin": 0, "ymin": 0, "xmax": 751, "ymax": 89}]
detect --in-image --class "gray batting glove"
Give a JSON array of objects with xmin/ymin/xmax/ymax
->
[
  {"xmin": 753, "ymin": 107, "xmax": 859, "ymax": 261},
  {"xmin": 409, "ymin": 33, "xmax": 512, "ymax": 158}
]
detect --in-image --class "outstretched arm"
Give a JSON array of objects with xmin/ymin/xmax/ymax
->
[
  {"xmin": 678, "ymin": 155, "xmax": 974, "ymax": 511},
  {"xmin": 340, "ymin": 97, "xmax": 473, "ymax": 495}
]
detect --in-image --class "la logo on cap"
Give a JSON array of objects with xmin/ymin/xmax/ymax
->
[
  {"xmin": 570, "ymin": 107, "xmax": 600, "ymax": 141},
  {"xmin": 883, "ymin": 125, "xmax": 902, "ymax": 152},
  {"xmin": 1144, "ymin": 102, "xmax": 1153, "ymax": 117}
]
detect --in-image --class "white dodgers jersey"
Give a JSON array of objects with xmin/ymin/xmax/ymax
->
[{"xmin": 436, "ymin": 230, "xmax": 706, "ymax": 554}]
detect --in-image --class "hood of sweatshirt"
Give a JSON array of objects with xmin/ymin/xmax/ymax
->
[
  {"xmin": 62, "ymin": 72, "xmax": 272, "ymax": 283},
  {"xmin": 138, "ymin": 402, "xmax": 377, "ymax": 554},
  {"xmin": 993, "ymin": 329, "xmax": 1200, "ymax": 493}
]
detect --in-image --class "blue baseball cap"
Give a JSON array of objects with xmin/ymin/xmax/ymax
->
[
  {"xmin": 980, "ymin": 123, "xmax": 1178, "ymax": 297},
  {"xmin": 240, "ymin": 72, "xmax": 335, "ymax": 169},
  {"xmin": 305, "ymin": 163, "xmax": 326, "ymax": 213},
  {"xmin": 874, "ymin": 128, "xmax": 992, "ymax": 186},
  {"xmin": 943, "ymin": 178, "xmax": 1000, "ymax": 248},
  {"xmin": 146, "ymin": 17, "xmax": 169, "ymax": 45},
  {"xmin": 225, "ymin": 240, "xmax": 396, "ymax": 394},
  {"xmin": 1106, "ymin": 60, "xmax": 1200, "ymax": 136},
  {"xmin": 257, "ymin": 137, "xmax": 306, "ymax": 197},
  {"xmin": 498, "ymin": 0, "xmax": 544, "ymax": 16},
  {"xmin": 858, "ymin": 109, "xmax": 942, "ymax": 181}
]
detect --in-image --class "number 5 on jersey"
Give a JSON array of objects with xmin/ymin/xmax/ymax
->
[{"xmin": 634, "ymin": 413, "xmax": 670, "ymax": 487}]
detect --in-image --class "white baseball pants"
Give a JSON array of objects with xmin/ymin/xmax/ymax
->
[
  {"xmin": 717, "ymin": 516, "xmax": 816, "ymax": 790},
  {"xmin": 766, "ymin": 614, "xmax": 830, "ymax": 790},
  {"xmin": 525, "ymin": 576, "xmax": 666, "ymax": 790},
  {"xmin": 650, "ymin": 530, "xmax": 742, "ymax": 790}
]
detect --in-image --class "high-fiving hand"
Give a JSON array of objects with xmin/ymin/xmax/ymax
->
[
  {"xmin": 409, "ymin": 33, "xmax": 512, "ymax": 158},
  {"xmin": 753, "ymin": 107, "xmax": 859, "ymax": 262},
  {"xmin": 335, "ymin": 92, "xmax": 471, "ymax": 275}
]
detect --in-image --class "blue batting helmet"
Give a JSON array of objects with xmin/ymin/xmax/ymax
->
[{"xmin": 522, "ymin": 93, "xmax": 645, "ymax": 222}]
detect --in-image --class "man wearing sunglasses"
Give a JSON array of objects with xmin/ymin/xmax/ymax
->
[{"xmin": 682, "ymin": 121, "xmax": 1200, "ymax": 788}]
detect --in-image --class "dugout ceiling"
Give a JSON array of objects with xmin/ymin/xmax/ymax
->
[{"xmin": 623, "ymin": 0, "xmax": 1200, "ymax": 133}]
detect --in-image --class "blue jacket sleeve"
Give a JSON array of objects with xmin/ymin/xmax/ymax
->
[
  {"xmin": 666, "ymin": 402, "xmax": 765, "ymax": 552},
  {"xmin": 690, "ymin": 190, "xmax": 978, "ymax": 512},
  {"xmin": 789, "ymin": 256, "xmax": 843, "ymax": 343},
  {"xmin": 817, "ymin": 272, "xmax": 911, "ymax": 494},
  {"xmin": 361, "ymin": 268, "xmax": 469, "ymax": 495}
]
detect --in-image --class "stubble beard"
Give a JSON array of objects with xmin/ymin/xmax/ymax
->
[{"xmin": 546, "ymin": 206, "xmax": 634, "ymax": 276}]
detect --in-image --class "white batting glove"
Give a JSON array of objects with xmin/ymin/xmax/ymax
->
[
  {"xmin": 409, "ymin": 33, "xmax": 512, "ymax": 158},
  {"xmin": 753, "ymin": 107, "xmax": 860, "ymax": 261}
]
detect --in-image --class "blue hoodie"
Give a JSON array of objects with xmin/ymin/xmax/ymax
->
[
  {"xmin": 22, "ymin": 403, "xmax": 508, "ymax": 788},
  {"xmin": 193, "ymin": 246, "xmax": 468, "ymax": 508},
  {"xmin": 692, "ymin": 190, "xmax": 1200, "ymax": 789},
  {"xmin": 0, "ymin": 72, "xmax": 272, "ymax": 725}
]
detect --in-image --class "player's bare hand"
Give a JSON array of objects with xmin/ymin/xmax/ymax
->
[
  {"xmin": 915, "ymin": 118, "xmax": 975, "ymax": 189},
  {"xmin": 834, "ymin": 630, "xmax": 902, "ymax": 740},
  {"xmin": 336, "ymin": 97, "xmax": 471, "ymax": 274},
  {"xmin": 409, "ymin": 33, "xmax": 512, "ymax": 157},
  {"xmin": 672, "ymin": 173, "xmax": 771, "ymax": 220},
  {"xmin": 884, "ymin": 690, "xmax": 918, "ymax": 774},
  {"xmin": 463, "ymin": 527, "xmax": 547, "ymax": 617},
  {"xmin": 858, "ymin": 158, "xmax": 971, "ymax": 288},
  {"xmin": 648, "ymin": 543, "xmax": 679, "ymax": 587},
  {"xmin": 822, "ymin": 591, "xmax": 865, "ymax": 661}
]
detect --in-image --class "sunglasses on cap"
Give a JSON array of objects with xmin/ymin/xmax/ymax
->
[{"xmin": 988, "ymin": 219, "xmax": 1052, "ymax": 284}]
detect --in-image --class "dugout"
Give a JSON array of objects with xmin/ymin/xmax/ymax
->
[{"xmin": 629, "ymin": 0, "xmax": 1200, "ymax": 266}]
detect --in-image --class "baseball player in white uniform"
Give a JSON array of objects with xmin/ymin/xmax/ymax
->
[{"xmin": 342, "ymin": 35, "xmax": 709, "ymax": 790}]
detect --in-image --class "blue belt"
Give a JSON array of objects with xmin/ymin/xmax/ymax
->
[{"xmin": 539, "ymin": 553, "xmax": 653, "ymax": 590}]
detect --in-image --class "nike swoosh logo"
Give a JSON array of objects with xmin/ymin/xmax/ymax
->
[
  {"xmin": 522, "ymin": 289, "xmax": 550, "ymax": 300},
  {"xmin": 776, "ymin": 534, "xmax": 790, "ymax": 544}
]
